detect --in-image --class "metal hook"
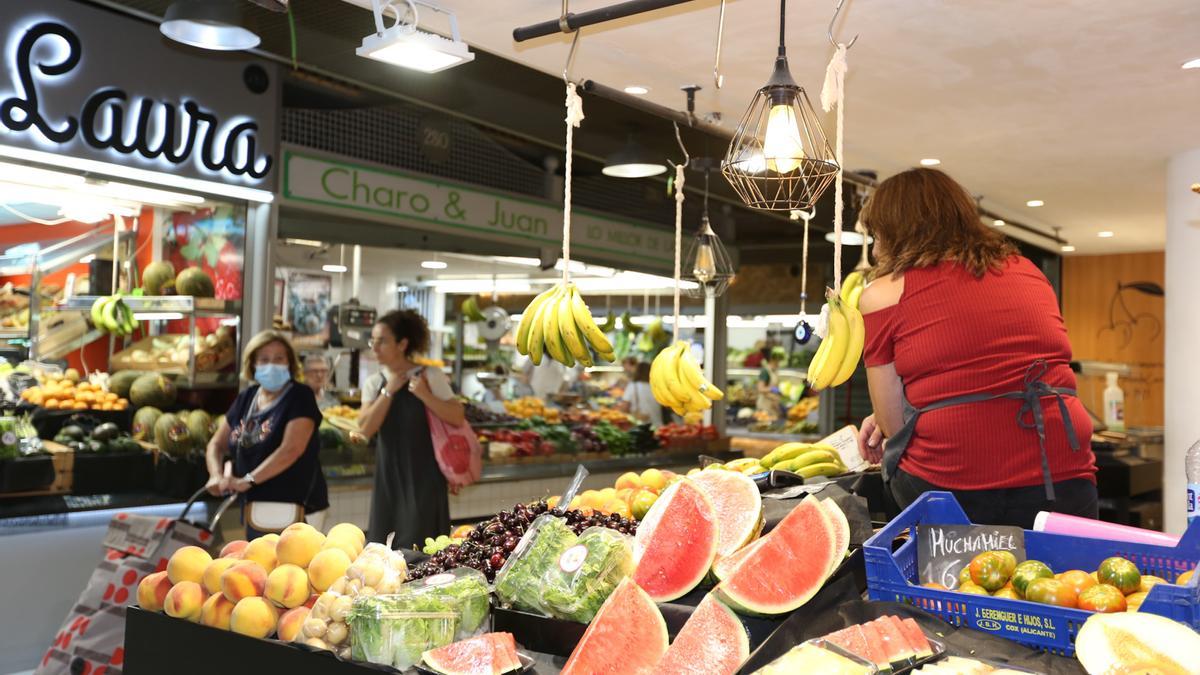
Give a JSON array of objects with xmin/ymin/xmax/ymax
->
[
  {"xmin": 562, "ymin": 28, "xmax": 582, "ymax": 82},
  {"xmin": 712, "ymin": 0, "xmax": 726, "ymax": 89},
  {"xmin": 827, "ymin": 0, "xmax": 859, "ymax": 49},
  {"xmin": 671, "ymin": 121, "xmax": 690, "ymax": 169}
]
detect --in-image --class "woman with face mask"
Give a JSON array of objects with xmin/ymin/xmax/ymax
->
[
  {"xmin": 358, "ymin": 309, "xmax": 465, "ymax": 551},
  {"xmin": 205, "ymin": 330, "xmax": 329, "ymax": 538}
]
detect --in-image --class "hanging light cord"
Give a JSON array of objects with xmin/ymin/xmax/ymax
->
[
  {"xmin": 822, "ymin": 40, "xmax": 849, "ymax": 293},
  {"xmin": 777, "ymin": 0, "xmax": 787, "ymax": 56}
]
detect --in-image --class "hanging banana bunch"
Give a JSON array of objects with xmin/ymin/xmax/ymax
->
[
  {"xmin": 516, "ymin": 283, "xmax": 615, "ymax": 367},
  {"xmin": 806, "ymin": 288, "xmax": 864, "ymax": 390},
  {"xmin": 90, "ymin": 294, "xmax": 138, "ymax": 337},
  {"xmin": 650, "ymin": 341, "xmax": 724, "ymax": 416},
  {"xmin": 839, "ymin": 270, "xmax": 865, "ymax": 310}
]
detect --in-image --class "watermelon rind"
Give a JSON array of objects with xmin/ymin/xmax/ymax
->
[
  {"xmin": 899, "ymin": 618, "xmax": 934, "ymax": 660},
  {"xmin": 422, "ymin": 634, "xmax": 498, "ymax": 675},
  {"xmin": 712, "ymin": 533, "xmax": 767, "ymax": 582},
  {"xmin": 714, "ymin": 495, "xmax": 838, "ymax": 616},
  {"xmin": 632, "ymin": 480, "xmax": 720, "ymax": 603},
  {"xmin": 820, "ymin": 498, "xmax": 851, "ymax": 579},
  {"xmin": 654, "ymin": 594, "xmax": 750, "ymax": 675},
  {"xmin": 690, "ymin": 470, "xmax": 765, "ymax": 561},
  {"xmin": 561, "ymin": 578, "xmax": 669, "ymax": 675}
]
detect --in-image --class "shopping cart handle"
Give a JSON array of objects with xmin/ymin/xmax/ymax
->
[{"xmin": 178, "ymin": 486, "xmax": 238, "ymax": 531}]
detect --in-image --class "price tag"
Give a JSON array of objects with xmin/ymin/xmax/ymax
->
[
  {"xmin": 819, "ymin": 425, "xmax": 869, "ymax": 472},
  {"xmin": 917, "ymin": 525, "xmax": 1026, "ymax": 589}
]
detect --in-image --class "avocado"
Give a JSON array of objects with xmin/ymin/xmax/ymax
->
[
  {"xmin": 68, "ymin": 441, "xmax": 88, "ymax": 453},
  {"xmin": 91, "ymin": 423, "xmax": 121, "ymax": 442},
  {"xmin": 59, "ymin": 425, "xmax": 86, "ymax": 442},
  {"xmin": 87, "ymin": 439, "xmax": 106, "ymax": 454}
]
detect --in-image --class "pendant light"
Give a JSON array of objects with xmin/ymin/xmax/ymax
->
[
  {"xmin": 602, "ymin": 132, "xmax": 667, "ymax": 178},
  {"xmin": 722, "ymin": 0, "xmax": 839, "ymax": 211},
  {"xmin": 160, "ymin": 0, "xmax": 261, "ymax": 51},
  {"xmin": 683, "ymin": 163, "xmax": 734, "ymax": 298}
]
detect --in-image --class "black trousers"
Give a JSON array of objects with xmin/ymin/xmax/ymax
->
[{"xmin": 889, "ymin": 469, "xmax": 1099, "ymax": 529}]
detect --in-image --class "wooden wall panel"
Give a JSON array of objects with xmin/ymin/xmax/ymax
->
[{"xmin": 1062, "ymin": 252, "xmax": 1164, "ymax": 427}]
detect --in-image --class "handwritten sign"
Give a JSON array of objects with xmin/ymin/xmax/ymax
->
[
  {"xmin": 819, "ymin": 425, "xmax": 869, "ymax": 472},
  {"xmin": 917, "ymin": 524, "xmax": 1025, "ymax": 589}
]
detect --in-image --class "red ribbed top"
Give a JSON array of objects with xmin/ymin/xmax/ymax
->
[{"xmin": 863, "ymin": 256, "xmax": 1096, "ymax": 490}]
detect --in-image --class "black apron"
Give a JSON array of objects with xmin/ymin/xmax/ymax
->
[
  {"xmin": 367, "ymin": 375, "xmax": 450, "ymax": 551},
  {"xmin": 882, "ymin": 360, "xmax": 1082, "ymax": 500}
]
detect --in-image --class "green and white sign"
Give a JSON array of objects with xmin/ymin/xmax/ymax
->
[{"xmin": 282, "ymin": 147, "xmax": 677, "ymax": 269}]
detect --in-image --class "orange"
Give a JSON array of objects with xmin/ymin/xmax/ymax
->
[{"xmin": 43, "ymin": 399, "xmax": 60, "ymax": 409}]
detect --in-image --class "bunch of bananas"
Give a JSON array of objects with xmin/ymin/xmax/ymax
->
[
  {"xmin": 840, "ymin": 270, "xmax": 866, "ymax": 310},
  {"xmin": 89, "ymin": 295, "xmax": 137, "ymax": 337},
  {"xmin": 516, "ymin": 283, "xmax": 614, "ymax": 367},
  {"xmin": 460, "ymin": 295, "xmax": 487, "ymax": 322},
  {"xmin": 806, "ymin": 290, "xmax": 865, "ymax": 391},
  {"xmin": 650, "ymin": 341, "xmax": 725, "ymax": 415},
  {"xmin": 760, "ymin": 442, "xmax": 848, "ymax": 478}
]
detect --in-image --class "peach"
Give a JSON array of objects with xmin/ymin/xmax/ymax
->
[
  {"xmin": 304, "ymin": 594, "xmax": 319, "ymax": 609},
  {"xmin": 276, "ymin": 523, "xmax": 325, "ymax": 568},
  {"xmin": 163, "ymin": 581, "xmax": 205, "ymax": 622},
  {"xmin": 327, "ymin": 523, "xmax": 366, "ymax": 548},
  {"xmin": 307, "ymin": 548, "xmax": 352, "ymax": 593},
  {"xmin": 615, "ymin": 471, "xmax": 642, "ymax": 491},
  {"xmin": 166, "ymin": 546, "xmax": 213, "ymax": 585},
  {"xmin": 278, "ymin": 606, "xmax": 310, "ymax": 642},
  {"xmin": 137, "ymin": 571, "xmax": 173, "ymax": 612},
  {"xmin": 242, "ymin": 536, "xmax": 278, "ymax": 573},
  {"xmin": 199, "ymin": 593, "xmax": 236, "ymax": 630},
  {"xmin": 202, "ymin": 558, "xmax": 240, "ymax": 595},
  {"xmin": 322, "ymin": 536, "xmax": 359, "ymax": 561},
  {"xmin": 221, "ymin": 561, "xmax": 268, "ymax": 602},
  {"xmin": 265, "ymin": 564, "xmax": 311, "ymax": 609},
  {"xmin": 229, "ymin": 597, "xmax": 279, "ymax": 639},
  {"xmin": 220, "ymin": 540, "xmax": 249, "ymax": 559}
]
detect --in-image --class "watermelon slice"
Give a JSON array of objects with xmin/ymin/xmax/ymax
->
[
  {"xmin": 714, "ymin": 495, "xmax": 839, "ymax": 615},
  {"xmin": 711, "ymin": 534, "xmax": 767, "ymax": 581},
  {"xmin": 561, "ymin": 578, "xmax": 669, "ymax": 675},
  {"xmin": 423, "ymin": 634, "xmax": 510, "ymax": 675},
  {"xmin": 821, "ymin": 498, "xmax": 851, "ymax": 577},
  {"xmin": 654, "ymin": 594, "xmax": 750, "ymax": 675},
  {"xmin": 857, "ymin": 621, "xmax": 893, "ymax": 672},
  {"xmin": 824, "ymin": 626, "xmax": 869, "ymax": 662},
  {"xmin": 899, "ymin": 618, "xmax": 934, "ymax": 659},
  {"xmin": 872, "ymin": 617, "xmax": 916, "ymax": 664},
  {"xmin": 690, "ymin": 470, "xmax": 765, "ymax": 564},
  {"xmin": 632, "ymin": 480, "xmax": 719, "ymax": 602},
  {"xmin": 486, "ymin": 633, "xmax": 521, "ymax": 673}
]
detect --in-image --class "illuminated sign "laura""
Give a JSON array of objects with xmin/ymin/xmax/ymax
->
[{"xmin": 0, "ymin": 22, "xmax": 272, "ymax": 179}]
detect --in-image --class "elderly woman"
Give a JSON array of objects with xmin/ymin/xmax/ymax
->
[{"xmin": 206, "ymin": 330, "xmax": 328, "ymax": 537}]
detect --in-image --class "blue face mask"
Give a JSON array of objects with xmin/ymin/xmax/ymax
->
[{"xmin": 255, "ymin": 363, "xmax": 291, "ymax": 392}]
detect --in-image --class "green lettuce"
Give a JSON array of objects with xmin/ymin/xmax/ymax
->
[
  {"xmin": 494, "ymin": 515, "xmax": 578, "ymax": 615},
  {"xmin": 541, "ymin": 527, "xmax": 633, "ymax": 623}
]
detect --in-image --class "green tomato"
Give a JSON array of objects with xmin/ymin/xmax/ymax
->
[
  {"xmin": 1011, "ymin": 560, "xmax": 1054, "ymax": 596},
  {"xmin": 969, "ymin": 552, "xmax": 1009, "ymax": 592},
  {"xmin": 1097, "ymin": 557, "xmax": 1141, "ymax": 595}
]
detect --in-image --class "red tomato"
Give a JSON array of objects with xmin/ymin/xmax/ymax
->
[
  {"xmin": 1024, "ymin": 578, "xmax": 1078, "ymax": 608},
  {"xmin": 1077, "ymin": 584, "xmax": 1127, "ymax": 613}
]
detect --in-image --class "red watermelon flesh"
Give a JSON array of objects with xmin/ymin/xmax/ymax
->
[
  {"xmin": 824, "ymin": 626, "xmax": 871, "ymax": 664},
  {"xmin": 485, "ymin": 633, "xmax": 520, "ymax": 673},
  {"xmin": 872, "ymin": 617, "xmax": 916, "ymax": 663},
  {"xmin": 821, "ymin": 498, "xmax": 851, "ymax": 577},
  {"xmin": 858, "ymin": 621, "xmax": 894, "ymax": 672},
  {"xmin": 898, "ymin": 617, "xmax": 934, "ymax": 659},
  {"xmin": 712, "ymin": 534, "xmax": 767, "ymax": 581},
  {"xmin": 632, "ymin": 480, "xmax": 719, "ymax": 602},
  {"xmin": 422, "ymin": 634, "xmax": 501, "ymax": 675},
  {"xmin": 714, "ymin": 495, "xmax": 838, "ymax": 615},
  {"xmin": 690, "ymin": 470, "xmax": 765, "ymax": 562},
  {"xmin": 561, "ymin": 578, "xmax": 668, "ymax": 675},
  {"xmin": 654, "ymin": 594, "xmax": 750, "ymax": 675}
]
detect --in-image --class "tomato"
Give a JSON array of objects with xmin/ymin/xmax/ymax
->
[
  {"xmin": 1177, "ymin": 568, "xmax": 1196, "ymax": 586},
  {"xmin": 1124, "ymin": 591, "xmax": 1148, "ymax": 612},
  {"xmin": 992, "ymin": 586, "xmax": 1021, "ymax": 600},
  {"xmin": 1097, "ymin": 557, "xmax": 1141, "ymax": 595},
  {"xmin": 1024, "ymin": 578, "xmax": 1078, "ymax": 608},
  {"xmin": 1011, "ymin": 560, "xmax": 1054, "ymax": 596},
  {"xmin": 991, "ymin": 551, "xmax": 1018, "ymax": 578},
  {"xmin": 959, "ymin": 566, "xmax": 974, "ymax": 587},
  {"xmin": 922, "ymin": 582, "xmax": 948, "ymax": 591},
  {"xmin": 1138, "ymin": 575, "xmax": 1167, "ymax": 594},
  {"xmin": 1058, "ymin": 570, "xmax": 1097, "ymax": 599},
  {"xmin": 970, "ymin": 552, "xmax": 1010, "ymax": 592},
  {"xmin": 1077, "ymin": 584, "xmax": 1127, "ymax": 613},
  {"xmin": 958, "ymin": 582, "xmax": 990, "ymax": 596}
]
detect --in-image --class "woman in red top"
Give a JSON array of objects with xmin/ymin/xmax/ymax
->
[{"xmin": 856, "ymin": 169, "xmax": 1097, "ymax": 528}]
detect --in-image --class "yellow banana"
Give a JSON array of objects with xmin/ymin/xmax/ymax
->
[
  {"xmin": 806, "ymin": 334, "xmax": 833, "ymax": 389},
  {"xmin": 676, "ymin": 342, "xmax": 725, "ymax": 401},
  {"xmin": 517, "ymin": 286, "xmax": 559, "ymax": 355},
  {"xmin": 650, "ymin": 345, "xmax": 685, "ymax": 410},
  {"xmin": 569, "ymin": 286, "xmax": 614, "ymax": 354},
  {"xmin": 839, "ymin": 271, "xmax": 864, "ymax": 305},
  {"xmin": 542, "ymin": 287, "xmax": 574, "ymax": 366},
  {"xmin": 527, "ymin": 290, "xmax": 552, "ymax": 366},
  {"xmin": 846, "ymin": 284, "xmax": 864, "ymax": 311},
  {"xmin": 663, "ymin": 343, "xmax": 695, "ymax": 404},
  {"xmin": 761, "ymin": 442, "xmax": 814, "ymax": 468},
  {"xmin": 557, "ymin": 288, "xmax": 592, "ymax": 366},
  {"xmin": 597, "ymin": 350, "xmax": 616, "ymax": 363},
  {"xmin": 830, "ymin": 300, "xmax": 865, "ymax": 387},
  {"xmin": 795, "ymin": 462, "xmax": 846, "ymax": 479},
  {"xmin": 774, "ymin": 450, "xmax": 841, "ymax": 472},
  {"xmin": 809, "ymin": 300, "xmax": 849, "ymax": 390}
]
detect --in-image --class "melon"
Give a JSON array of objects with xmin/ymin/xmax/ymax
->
[
  {"xmin": 654, "ymin": 594, "xmax": 749, "ymax": 675},
  {"xmin": 714, "ymin": 495, "xmax": 838, "ymax": 615},
  {"xmin": 154, "ymin": 413, "xmax": 193, "ymax": 458},
  {"xmin": 690, "ymin": 470, "xmax": 764, "ymax": 564},
  {"xmin": 822, "ymin": 498, "xmax": 851, "ymax": 577},
  {"xmin": 421, "ymin": 632, "xmax": 521, "ymax": 675},
  {"xmin": 872, "ymin": 617, "xmax": 915, "ymax": 664},
  {"xmin": 858, "ymin": 621, "xmax": 893, "ymax": 672},
  {"xmin": 186, "ymin": 410, "xmax": 213, "ymax": 447},
  {"xmin": 632, "ymin": 479, "xmax": 719, "ymax": 603},
  {"xmin": 132, "ymin": 406, "xmax": 163, "ymax": 442},
  {"xmin": 108, "ymin": 370, "xmax": 146, "ymax": 399},
  {"xmin": 141, "ymin": 260, "xmax": 176, "ymax": 295},
  {"xmin": 130, "ymin": 372, "xmax": 177, "ymax": 408},
  {"xmin": 899, "ymin": 617, "xmax": 934, "ymax": 660},
  {"xmin": 560, "ymin": 578, "xmax": 668, "ymax": 675},
  {"xmin": 824, "ymin": 626, "xmax": 883, "ymax": 672},
  {"xmin": 1075, "ymin": 612, "xmax": 1200, "ymax": 675},
  {"xmin": 712, "ymin": 535, "xmax": 767, "ymax": 582},
  {"xmin": 176, "ymin": 267, "xmax": 215, "ymax": 297}
]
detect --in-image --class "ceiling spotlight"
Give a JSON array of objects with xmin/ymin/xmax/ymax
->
[
  {"xmin": 421, "ymin": 260, "xmax": 448, "ymax": 269},
  {"xmin": 322, "ymin": 264, "xmax": 348, "ymax": 273},
  {"xmin": 357, "ymin": 0, "xmax": 474, "ymax": 73},
  {"xmin": 1183, "ymin": 58, "xmax": 1200, "ymax": 70},
  {"xmin": 602, "ymin": 133, "xmax": 667, "ymax": 178},
  {"xmin": 919, "ymin": 158, "xmax": 941, "ymax": 167},
  {"xmin": 993, "ymin": 219, "xmax": 1006, "ymax": 227},
  {"xmin": 825, "ymin": 231, "xmax": 873, "ymax": 246},
  {"xmin": 1061, "ymin": 245, "xmax": 1076, "ymax": 253},
  {"xmin": 1026, "ymin": 199, "xmax": 1044, "ymax": 207},
  {"xmin": 623, "ymin": 85, "xmax": 650, "ymax": 95},
  {"xmin": 1098, "ymin": 231, "xmax": 1114, "ymax": 238},
  {"xmin": 160, "ymin": 0, "xmax": 261, "ymax": 51}
]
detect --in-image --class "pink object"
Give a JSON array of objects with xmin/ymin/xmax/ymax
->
[
  {"xmin": 425, "ymin": 408, "xmax": 482, "ymax": 492},
  {"xmin": 1033, "ymin": 511, "xmax": 1181, "ymax": 547}
]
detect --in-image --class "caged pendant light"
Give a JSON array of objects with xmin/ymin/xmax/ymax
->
[
  {"xmin": 684, "ymin": 164, "xmax": 735, "ymax": 298},
  {"xmin": 722, "ymin": 0, "xmax": 839, "ymax": 211}
]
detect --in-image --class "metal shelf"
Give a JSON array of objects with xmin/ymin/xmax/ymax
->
[
  {"xmin": 49, "ymin": 296, "xmax": 241, "ymax": 317},
  {"xmin": 0, "ymin": 227, "xmax": 130, "ymax": 278},
  {"xmin": 37, "ymin": 328, "xmax": 105, "ymax": 362}
]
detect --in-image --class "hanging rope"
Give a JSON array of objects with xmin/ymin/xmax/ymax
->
[
  {"xmin": 822, "ymin": 43, "xmax": 848, "ymax": 292},
  {"xmin": 562, "ymin": 81, "xmax": 584, "ymax": 284},
  {"xmin": 672, "ymin": 163, "xmax": 685, "ymax": 331}
]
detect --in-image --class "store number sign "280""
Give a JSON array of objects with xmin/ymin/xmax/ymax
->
[{"xmin": 0, "ymin": 22, "xmax": 272, "ymax": 179}]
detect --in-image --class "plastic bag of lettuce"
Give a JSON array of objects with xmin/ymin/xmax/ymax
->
[
  {"xmin": 494, "ymin": 514, "xmax": 632, "ymax": 623},
  {"xmin": 387, "ymin": 567, "xmax": 490, "ymax": 639}
]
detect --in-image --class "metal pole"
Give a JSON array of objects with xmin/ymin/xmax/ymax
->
[
  {"xmin": 514, "ymin": 0, "xmax": 698, "ymax": 42},
  {"xmin": 704, "ymin": 290, "xmax": 728, "ymax": 436}
]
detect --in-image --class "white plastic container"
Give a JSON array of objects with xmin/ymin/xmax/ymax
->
[{"xmin": 1103, "ymin": 371, "xmax": 1125, "ymax": 432}]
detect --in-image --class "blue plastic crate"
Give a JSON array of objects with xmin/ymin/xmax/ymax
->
[{"xmin": 863, "ymin": 491, "xmax": 1200, "ymax": 656}]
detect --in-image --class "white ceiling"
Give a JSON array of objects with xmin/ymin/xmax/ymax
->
[{"xmin": 376, "ymin": 0, "xmax": 1200, "ymax": 255}]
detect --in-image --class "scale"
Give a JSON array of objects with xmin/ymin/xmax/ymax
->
[{"xmin": 331, "ymin": 303, "xmax": 377, "ymax": 350}]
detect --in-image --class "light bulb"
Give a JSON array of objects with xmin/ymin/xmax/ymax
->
[
  {"xmin": 693, "ymin": 242, "xmax": 717, "ymax": 283},
  {"xmin": 763, "ymin": 104, "xmax": 805, "ymax": 173}
]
